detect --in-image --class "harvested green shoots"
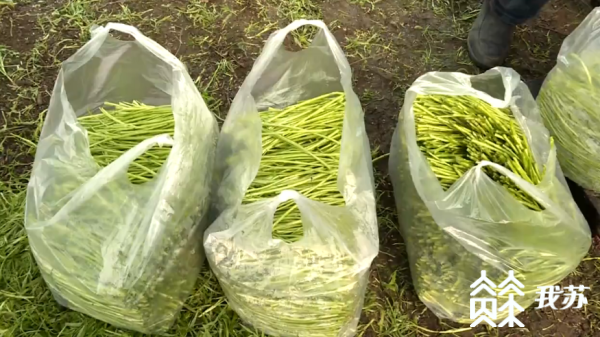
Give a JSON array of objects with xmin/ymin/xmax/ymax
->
[
  {"xmin": 243, "ymin": 92, "xmax": 345, "ymax": 242},
  {"xmin": 216, "ymin": 246, "xmax": 365, "ymax": 337},
  {"xmin": 393, "ymin": 93, "xmax": 568, "ymax": 323},
  {"xmin": 414, "ymin": 94, "xmax": 544, "ymax": 210},
  {"xmin": 538, "ymin": 53, "xmax": 600, "ymax": 192},
  {"xmin": 79, "ymin": 101, "xmax": 174, "ymax": 184},
  {"xmin": 209, "ymin": 92, "xmax": 368, "ymax": 337},
  {"xmin": 29, "ymin": 102, "xmax": 202, "ymax": 333}
]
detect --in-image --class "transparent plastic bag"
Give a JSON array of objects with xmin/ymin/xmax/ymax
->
[
  {"xmin": 24, "ymin": 23, "xmax": 218, "ymax": 333},
  {"xmin": 204, "ymin": 20, "xmax": 378, "ymax": 337},
  {"xmin": 538, "ymin": 8, "xmax": 600, "ymax": 192},
  {"xmin": 389, "ymin": 67, "xmax": 591, "ymax": 323}
]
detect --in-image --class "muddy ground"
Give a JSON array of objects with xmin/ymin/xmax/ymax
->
[{"xmin": 1, "ymin": 0, "xmax": 600, "ymax": 336}]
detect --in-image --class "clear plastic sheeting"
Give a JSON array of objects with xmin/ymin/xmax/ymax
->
[
  {"xmin": 205, "ymin": 20, "xmax": 378, "ymax": 337},
  {"xmin": 389, "ymin": 67, "xmax": 590, "ymax": 323},
  {"xmin": 538, "ymin": 8, "xmax": 600, "ymax": 192},
  {"xmin": 25, "ymin": 23, "xmax": 218, "ymax": 333}
]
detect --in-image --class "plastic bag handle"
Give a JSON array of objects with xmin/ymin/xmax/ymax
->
[
  {"xmin": 102, "ymin": 22, "xmax": 146, "ymax": 40},
  {"xmin": 92, "ymin": 133, "xmax": 174, "ymax": 179},
  {"xmin": 275, "ymin": 190, "xmax": 301, "ymax": 204},
  {"xmin": 474, "ymin": 157, "xmax": 567, "ymax": 219},
  {"xmin": 411, "ymin": 67, "xmax": 520, "ymax": 109},
  {"xmin": 240, "ymin": 20, "xmax": 351, "ymax": 90},
  {"xmin": 28, "ymin": 134, "xmax": 174, "ymax": 230},
  {"xmin": 471, "ymin": 67, "xmax": 520, "ymax": 109},
  {"xmin": 92, "ymin": 23, "xmax": 184, "ymax": 70},
  {"xmin": 264, "ymin": 190, "xmax": 309, "ymax": 235}
]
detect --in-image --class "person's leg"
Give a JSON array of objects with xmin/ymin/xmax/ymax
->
[
  {"xmin": 468, "ymin": 0, "xmax": 549, "ymax": 69},
  {"xmin": 492, "ymin": 0, "xmax": 550, "ymax": 25}
]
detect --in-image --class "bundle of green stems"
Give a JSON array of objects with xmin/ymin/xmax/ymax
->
[
  {"xmin": 33, "ymin": 101, "xmax": 195, "ymax": 333},
  {"xmin": 538, "ymin": 53, "xmax": 600, "ymax": 192},
  {"xmin": 217, "ymin": 92, "xmax": 366, "ymax": 336},
  {"xmin": 79, "ymin": 101, "xmax": 174, "ymax": 184},
  {"xmin": 400, "ymin": 94, "xmax": 555, "ymax": 322},
  {"xmin": 414, "ymin": 94, "xmax": 543, "ymax": 210},
  {"xmin": 243, "ymin": 92, "xmax": 346, "ymax": 242}
]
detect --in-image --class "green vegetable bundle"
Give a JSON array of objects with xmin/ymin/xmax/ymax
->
[
  {"xmin": 207, "ymin": 92, "xmax": 369, "ymax": 337},
  {"xmin": 390, "ymin": 73, "xmax": 590, "ymax": 323},
  {"xmin": 415, "ymin": 94, "xmax": 544, "ymax": 210},
  {"xmin": 538, "ymin": 54, "xmax": 600, "ymax": 192},
  {"xmin": 216, "ymin": 245, "xmax": 366, "ymax": 337},
  {"xmin": 410, "ymin": 94, "xmax": 546, "ymax": 320},
  {"xmin": 31, "ymin": 102, "xmax": 202, "ymax": 332},
  {"xmin": 79, "ymin": 101, "xmax": 174, "ymax": 183},
  {"xmin": 26, "ymin": 22, "xmax": 219, "ymax": 335},
  {"xmin": 243, "ymin": 92, "xmax": 345, "ymax": 242}
]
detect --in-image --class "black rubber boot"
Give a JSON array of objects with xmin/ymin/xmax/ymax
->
[
  {"xmin": 525, "ymin": 78, "xmax": 545, "ymax": 99},
  {"xmin": 468, "ymin": 0, "xmax": 516, "ymax": 70}
]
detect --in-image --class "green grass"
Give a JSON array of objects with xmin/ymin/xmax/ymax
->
[
  {"xmin": 361, "ymin": 176, "xmax": 421, "ymax": 337},
  {"xmin": 2, "ymin": 0, "xmax": 600, "ymax": 336},
  {"xmin": 350, "ymin": 0, "xmax": 380, "ymax": 12},
  {"xmin": 345, "ymin": 28, "xmax": 394, "ymax": 63},
  {"xmin": 259, "ymin": 0, "xmax": 323, "ymax": 47}
]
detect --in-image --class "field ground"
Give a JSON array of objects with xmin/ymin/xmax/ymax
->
[{"xmin": 1, "ymin": 0, "xmax": 600, "ymax": 336}]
